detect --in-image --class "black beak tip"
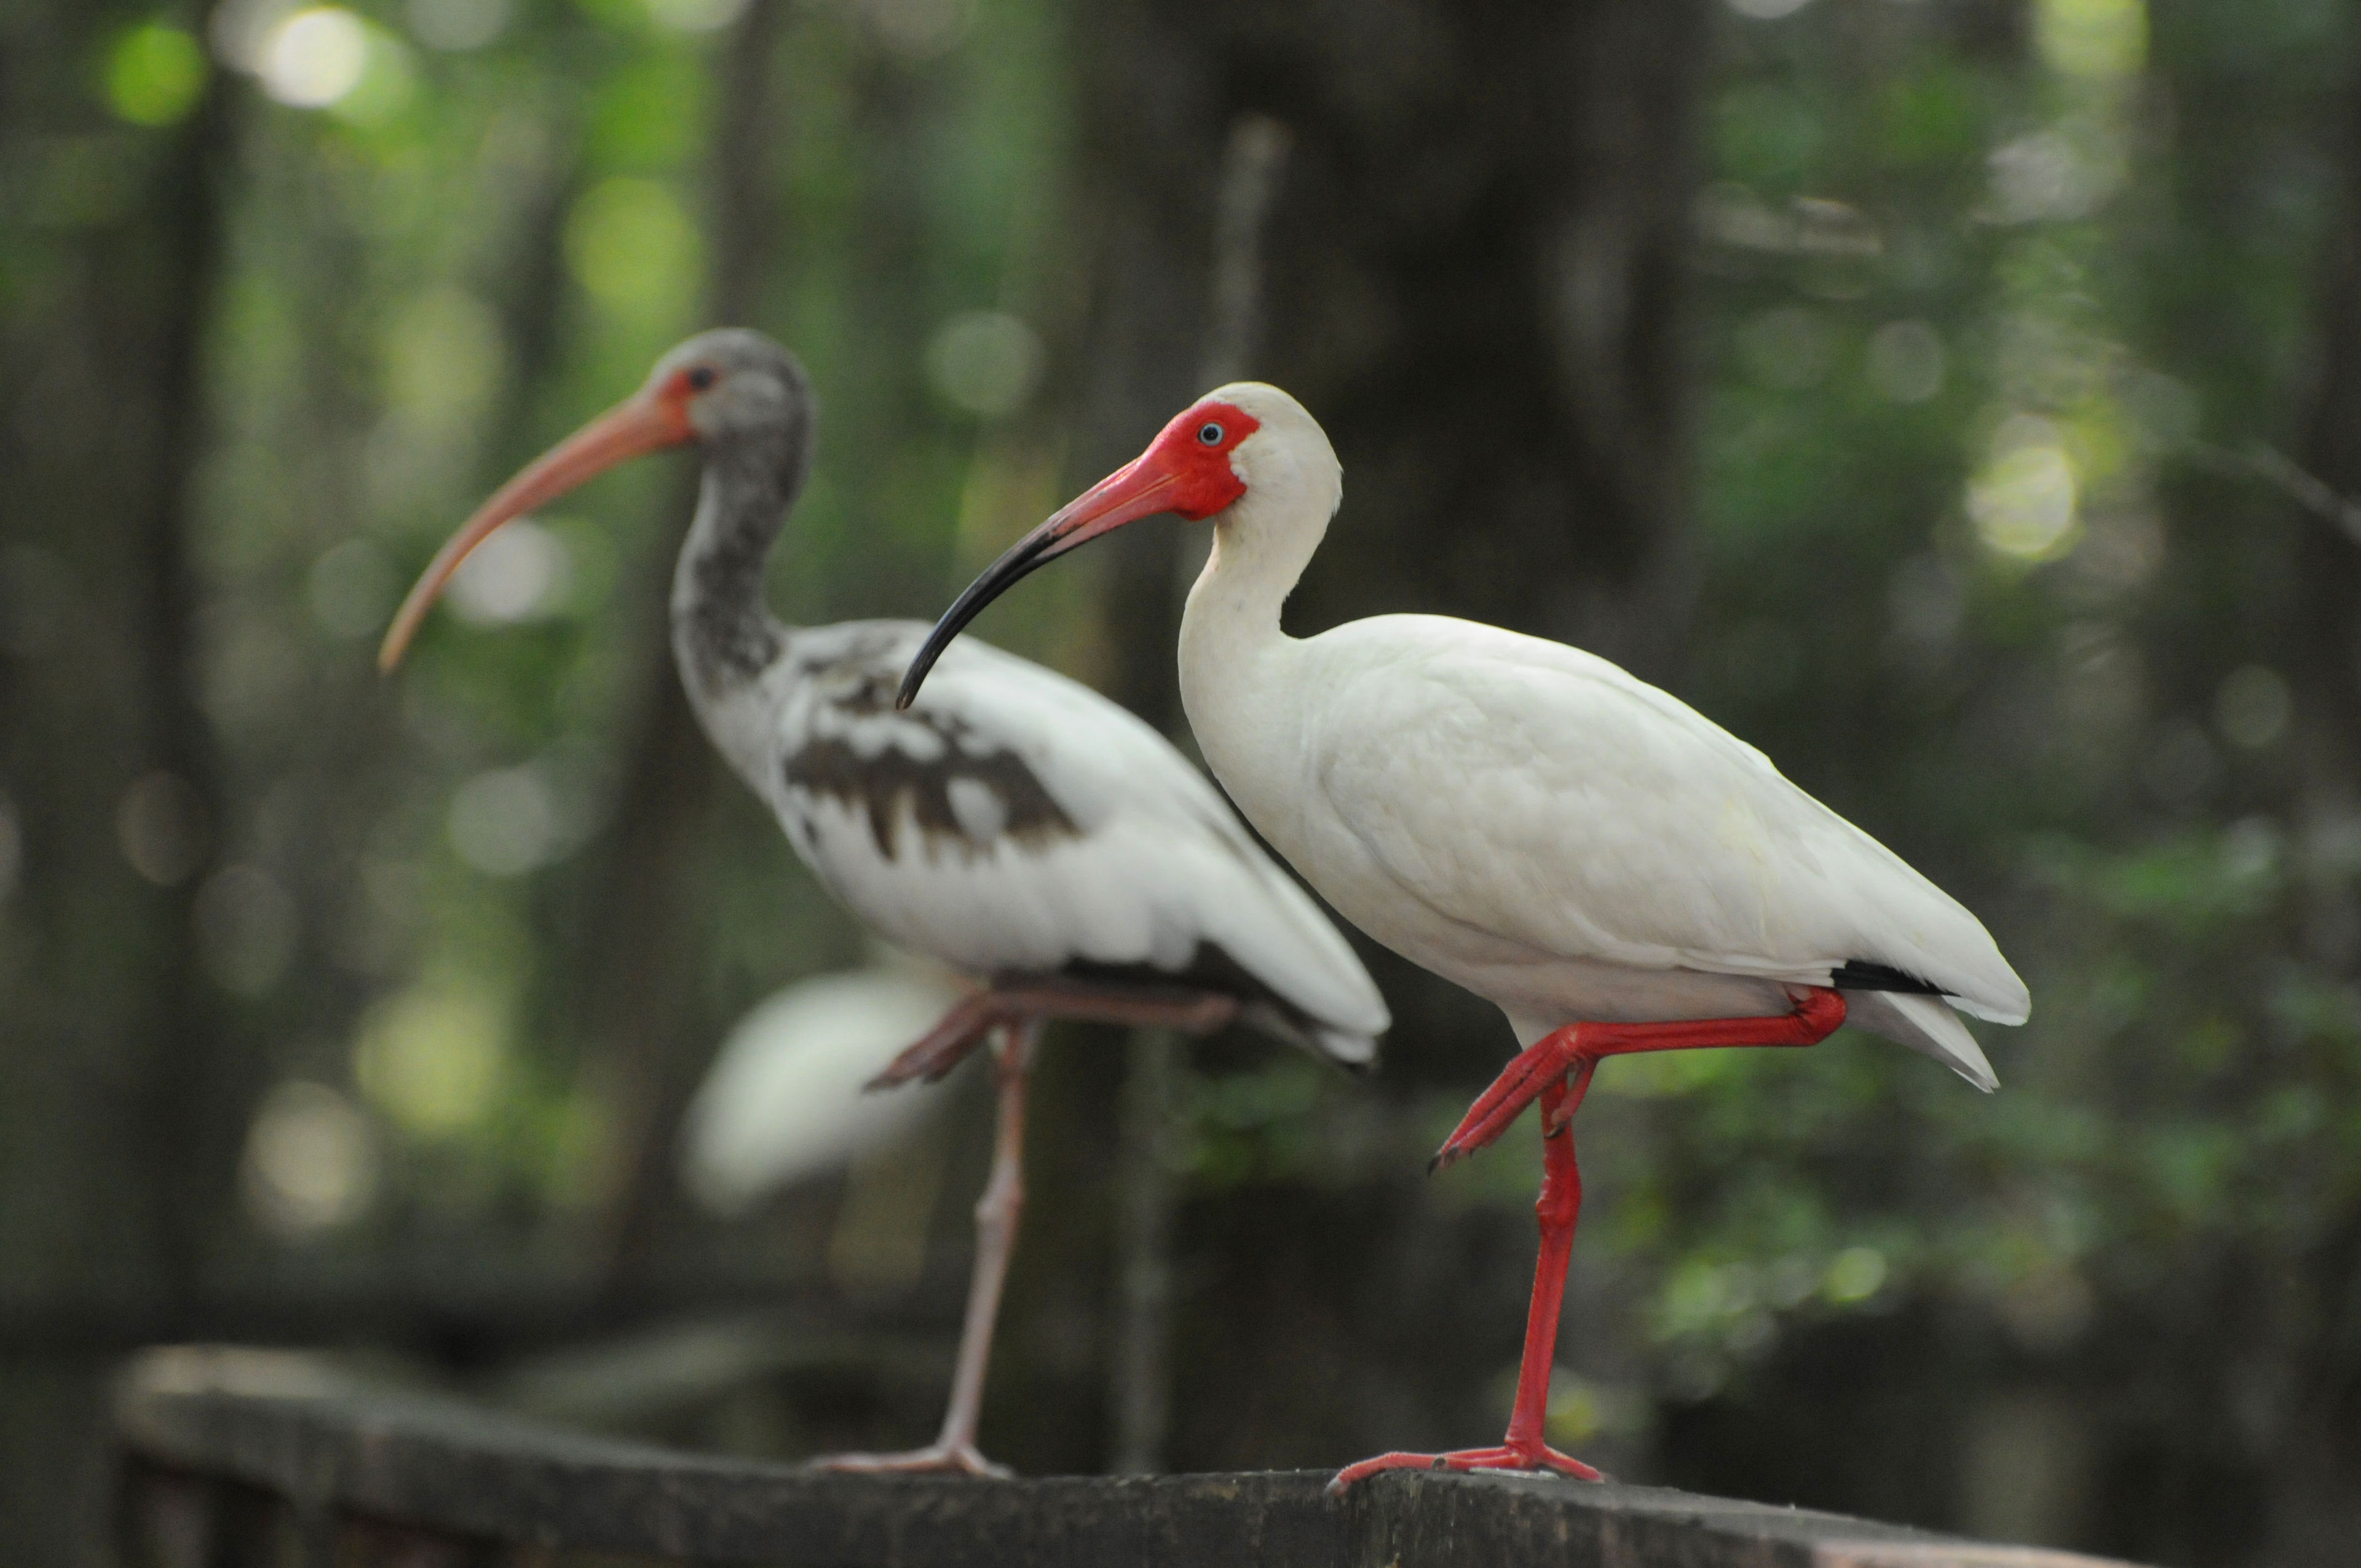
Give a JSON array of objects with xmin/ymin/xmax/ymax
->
[
  {"xmin": 895, "ymin": 521, "xmax": 1068, "ymax": 711},
  {"xmin": 894, "ymin": 657, "xmax": 933, "ymax": 710}
]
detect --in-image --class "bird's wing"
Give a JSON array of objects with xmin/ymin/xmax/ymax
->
[
  {"xmin": 679, "ymin": 968, "xmax": 964, "ymax": 1215},
  {"xmin": 757, "ymin": 622, "xmax": 1388, "ymax": 1062},
  {"xmin": 1305, "ymin": 616, "xmax": 2027, "ymax": 1024}
]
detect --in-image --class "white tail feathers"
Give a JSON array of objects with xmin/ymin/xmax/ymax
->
[{"xmin": 1842, "ymin": 988, "xmax": 1999, "ymax": 1093}]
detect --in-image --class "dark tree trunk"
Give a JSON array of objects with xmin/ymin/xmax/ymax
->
[
  {"xmin": 2266, "ymin": 40, "xmax": 2361, "ymax": 1566},
  {"xmin": 1072, "ymin": 0, "xmax": 1707, "ymax": 737},
  {"xmin": 0, "ymin": 2, "xmax": 240, "ymax": 1558},
  {"xmin": 590, "ymin": 0, "xmax": 792, "ymax": 1276},
  {"xmin": 1062, "ymin": 0, "xmax": 1710, "ymax": 1474},
  {"xmin": 118, "ymin": 0, "xmax": 239, "ymax": 1312}
]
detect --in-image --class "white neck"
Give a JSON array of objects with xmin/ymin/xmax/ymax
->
[{"xmin": 1176, "ymin": 401, "xmax": 1341, "ymax": 825}]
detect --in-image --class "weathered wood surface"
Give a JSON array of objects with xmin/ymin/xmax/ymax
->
[{"xmin": 114, "ymin": 1346, "xmax": 2142, "ymax": 1568}]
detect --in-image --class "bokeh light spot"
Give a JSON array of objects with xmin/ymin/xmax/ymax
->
[
  {"xmin": 407, "ymin": 0, "xmax": 511, "ymax": 50},
  {"xmin": 242, "ymin": 1081, "xmax": 380, "ymax": 1237},
  {"xmin": 1866, "ymin": 319, "xmax": 1945, "ymax": 403},
  {"xmin": 2216, "ymin": 665, "xmax": 2291, "ymax": 750},
  {"xmin": 1971, "ymin": 415, "xmax": 2081, "ymax": 560},
  {"xmin": 106, "ymin": 23, "xmax": 208, "ymax": 127},
  {"xmin": 1825, "ymin": 1246, "xmax": 1889, "ymax": 1303},
  {"xmin": 117, "ymin": 771, "xmax": 212, "ymax": 887},
  {"xmin": 860, "ymin": 0, "xmax": 977, "ymax": 58},
  {"xmin": 2036, "ymin": 0, "xmax": 2146, "ymax": 81},
  {"xmin": 925, "ymin": 311, "xmax": 1045, "ymax": 416},
  {"xmin": 647, "ymin": 0, "xmax": 749, "ymax": 33},
  {"xmin": 564, "ymin": 178, "xmax": 702, "ymax": 319},
  {"xmin": 446, "ymin": 517, "xmax": 569, "ymax": 626},
  {"xmin": 386, "ymin": 288, "xmax": 507, "ymax": 430},
  {"xmin": 306, "ymin": 539, "xmax": 398, "ymax": 641},
  {"xmin": 259, "ymin": 8, "xmax": 366, "ymax": 107},
  {"xmin": 355, "ymin": 981, "xmax": 508, "ymax": 1136},
  {"xmin": 1988, "ymin": 129, "xmax": 2121, "ymax": 224},
  {"xmin": 448, "ymin": 766, "xmax": 560, "ymax": 877}
]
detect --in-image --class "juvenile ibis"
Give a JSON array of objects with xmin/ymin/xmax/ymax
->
[
  {"xmin": 379, "ymin": 336, "xmax": 1389, "ymax": 1476},
  {"xmin": 899, "ymin": 383, "xmax": 2029, "ymax": 1488}
]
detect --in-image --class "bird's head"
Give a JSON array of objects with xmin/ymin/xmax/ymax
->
[
  {"xmin": 377, "ymin": 328, "xmax": 812, "ymax": 672},
  {"xmin": 896, "ymin": 381, "xmax": 1332, "ymax": 707},
  {"xmin": 657, "ymin": 328, "xmax": 812, "ymax": 448}
]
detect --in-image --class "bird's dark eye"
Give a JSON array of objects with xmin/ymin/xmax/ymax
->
[
  {"xmin": 686, "ymin": 366, "xmax": 717, "ymax": 391},
  {"xmin": 1196, "ymin": 421, "xmax": 1224, "ymax": 446}
]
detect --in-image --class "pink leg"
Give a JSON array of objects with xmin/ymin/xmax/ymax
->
[
  {"xmin": 817, "ymin": 1020, "xmax": 1039, "ymax": 1477},
  {"xmin": 821, "ymin": 980, "xmax": 1244, "ymax": 1476},
  {"xmin": 1329, "ymin": 1073, "xmax": 1602, "ymax": 1491},
  {"xmin": 868, "ymin": 982, "xmax": 1239, "ymax": 1090},
  {"xmin": 866, "ymin": 991, "xmax": 1001, "ymax": 1088}
]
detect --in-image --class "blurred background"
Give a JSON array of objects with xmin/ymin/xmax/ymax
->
[{"xmin": 6, "ymin": 0, "xmax": 2361, "ymax": 1561}]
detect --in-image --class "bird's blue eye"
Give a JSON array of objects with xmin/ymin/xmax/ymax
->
[{"xmin": 1196, "ymin": 422, "xmax": 1224, "ymax": 446}]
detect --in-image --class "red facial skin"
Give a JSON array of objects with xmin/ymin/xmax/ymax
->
[
  {"xmin": 1037, "ymin": 398, "xmax": 1263, "ymax": 541},
  {"xmin": 1140, "ymin": 400, "xmax": 1262, "ymax": 519}
]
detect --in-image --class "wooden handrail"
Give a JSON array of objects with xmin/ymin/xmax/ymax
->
[{"xmin": 114, "ymin": 1345, "xmax": 2144, "ymax": 1568}]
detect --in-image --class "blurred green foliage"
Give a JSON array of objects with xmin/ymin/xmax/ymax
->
[{"xmin": 7, "ymin": 0, "xmax": 2361, "ymax": 1562}]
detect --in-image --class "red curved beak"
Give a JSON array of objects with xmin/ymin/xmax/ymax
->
[
  {"xmin": 378, "ymin": 390, "xmax": 694, "ymax": 673},
  {"xmin": 895, "ymin": 451, "xmax": 1182, "ymax": 708}
]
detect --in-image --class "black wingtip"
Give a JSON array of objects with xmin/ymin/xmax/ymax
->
[{"xmin": 1828, "ymin": 959, "xmax": 1948, "ymax": 996}]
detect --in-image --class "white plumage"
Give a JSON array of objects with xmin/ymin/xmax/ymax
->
[
  {"xmin": 690, "ymin": 618, "xmax": 1388, "ymax": 1063},
  {"xmin": 1157, "ymin": 384, "xmax": 2027, "ymax": 1079},
  {"xmin": 382, "ymin": 334, "xmax": 1387, "ymax": 1475},
  {"xmin": 900, "ymin": 376, "xmax": 2030, "ymax": 1487},
  {"xmin": 679, "ymin": 965, "xmax": 965, "ymax": 1218},
  {"xmin": 1211, "ymin": 612, "xmax": 2023, "ymax": 1083}
]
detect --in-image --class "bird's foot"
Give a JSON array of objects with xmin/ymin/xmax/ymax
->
[
  {"xmin": 1430, "ymin": 1033, "xmax": 1585, "ymax": 1172},
  {"xmin": 808, "ymin": 1443, "xmax": 1014, "ymax": 1479},
  {"xmin": 1326, "ymin": 1439, "xmax": 1603, "ymax": 1494},
  {"xmin": 868, "ymin": 996, "xmax": 999, "ymax": 1089}
]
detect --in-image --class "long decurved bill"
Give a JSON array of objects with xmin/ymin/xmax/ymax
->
[
  {"xmin": 896, "ymin": 455, "xmax": 1179, "ymax": 709},
  {"xmin": 378, "ymin": 392, "xmax": 693, "ymax": 672}
]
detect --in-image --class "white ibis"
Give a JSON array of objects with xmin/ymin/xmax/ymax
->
[
  {"xmin": 379, "ymin": 335, "xmax": 1390, "ymax": 1476},
  {"xmin": 898, "ymin": 382, "xmax": 2030, "ymax": 1489}
]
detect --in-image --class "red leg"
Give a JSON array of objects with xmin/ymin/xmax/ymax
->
[
  {"xmin": 1432, "ymin": 987, "xmax": 1846, "ymax": 1171},
  {"xmin": 1330, "ymin": 989, "xmax": 1848, "ymax": 1493},
  {"xmin": 1329, "ymin": 1073, "xmax": 1603, "ymax": 1492}
]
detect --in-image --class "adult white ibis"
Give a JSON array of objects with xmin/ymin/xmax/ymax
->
[
  {"xmin": 379, "ymin": 335, "xmax": 1390, "ymax": 1476},
  {"xmin": 898, "ymin": 382, "xmax": 2030, "ymax": 1489}
]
